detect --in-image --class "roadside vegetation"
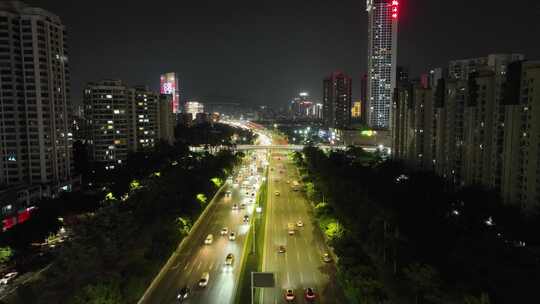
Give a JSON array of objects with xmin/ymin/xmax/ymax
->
[
  {"xmin": 1, "ymin": 122, "xmax": 254, "ymax": 303},
  {"xmin": 293, "ymin": 146, "xmax": 540, "ymax": 304}
]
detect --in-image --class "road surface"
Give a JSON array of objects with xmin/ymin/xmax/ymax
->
[
  {"xmin": 260, "ymin": 150, "xmax": 345, "ymax": 304},
  {"xmin": 140, "ymin": 154, "xmax": 264, "ymax": 304}
]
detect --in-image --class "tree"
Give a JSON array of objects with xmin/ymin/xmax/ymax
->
[
  {"xmin": 403, "ymin": 263, "xmax": 442, "ymax": 304},
  {"xmin": 0, "ymin": 247, "xmax": 13, "ymax": 264},
  {"xmin": 464, "ymin": 293, "xmax": 491, "ymax": 304},
  {"xmin": 70, "ymin": 281, "xmax": 123, "ymax": 304}
]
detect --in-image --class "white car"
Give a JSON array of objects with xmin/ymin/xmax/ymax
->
[
  {"xmin": 0, "ymin": 272, "xmax": 17, "ymax": 285},
  {"xmin": 204, "ymin": 234, "xmax": 213, "ymax": 245},
  {"xmin": 232, "ymin": 204, "xmax": 238, "ymax": 210},
  {"xmin": 198, "ymin": 272, "xmax": 210, "ymax": 287},
  {"xmin": 275, "ymin": 191, "xmax": 280, "ymax": 196},
  {"xmin": 220, "ymin": 227, "xmax": 229, "ymax": 235},
  {"xmin": 229, "ymin": 232, "xmax": 236, "ymax": 241},
  {"xmin": 296, "ymin": 220, "xmax": 304, "ymax": 227}
]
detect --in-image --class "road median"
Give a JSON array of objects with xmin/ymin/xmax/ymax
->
[{"xmin": 235, "ymin": 168, "xmax": 268, "ymax": 304}]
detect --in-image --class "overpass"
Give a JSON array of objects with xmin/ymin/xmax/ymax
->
[
  {"xmin": 235, "ymin": 144, "xmax": 354, "ymax": 151},
  {"xmin": 189, "ymin": 144, "xmax": 380, "ymax": 153}
]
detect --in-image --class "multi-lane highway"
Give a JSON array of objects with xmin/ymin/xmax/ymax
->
[
  {"xmin": 139, "ymin": 152, "xmax": 266, "ymax": 304},
  {"xmin": 260, "ymin": 150, "xmax": 346, "ymax": 304}
]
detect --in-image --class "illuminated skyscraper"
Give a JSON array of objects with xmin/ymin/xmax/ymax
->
[
  {"xmin": 366, "ymin": 0, "xmax": 399, "ymax": 129},
  {"xmin": 160, "ymin": 72, "xmax": 180, "ymax": 113}
]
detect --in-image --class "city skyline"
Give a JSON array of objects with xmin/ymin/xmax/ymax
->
[{"xmin": 22, "ymin": 0, "xmax": 540, "ymax": 108}]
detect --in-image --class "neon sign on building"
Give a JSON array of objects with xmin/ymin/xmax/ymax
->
[{"xmin": 160, "ymin": 73, "xmax": 180, "ymax": 113}]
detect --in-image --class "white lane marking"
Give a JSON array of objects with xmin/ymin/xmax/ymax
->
[
  {"xmin": 287, "ymin": 272, "xmax": 290, "ymax": 286},
  {"xmin": 210, "ymin": 260, "xmax": 215, "ymax": 271},
  {"xmin": 300, "ymin": 271, "xmax": 304, "ymax": 284},
  {"xmin": 196, "ymin": 261, "xmax": 202, "ymax": 271},
  {"xmin": 183, "ymin": 262, "xmax": 190, "ymax": 270},
  {"xmin": 307, "ymin": 251, "xmax": 313, "ymax": 263}
]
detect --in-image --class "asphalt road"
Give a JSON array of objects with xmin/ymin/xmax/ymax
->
[
  {"xmin": 260, "ymin": 151, "xmax": 345, "ymax": 304},
  {"xmin": 140, "ymin": 155, "xmax": 264, "ymax": 304}
]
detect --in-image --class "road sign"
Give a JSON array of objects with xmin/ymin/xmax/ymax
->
[
  {"xmin": 251, "ymin": 272, "xmax": 275, "ymax": 304},
  {"xmin": 252, "ymin": 272, "xmax": 274, "ymax": 288}
]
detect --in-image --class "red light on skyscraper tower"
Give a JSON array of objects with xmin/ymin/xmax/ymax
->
[{"xmin": 390, "ymin": 0, "xmax": 399, "ymax": 19}]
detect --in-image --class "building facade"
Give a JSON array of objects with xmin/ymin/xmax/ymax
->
[
  {"xmin": 366, "ymin": 0, "xmax": 399, "ymax": 129},
  {"xmin": 84, "ymin": 80, "xmax": 134, "ymax": 169},
  {"xmin": 185, "ymin": 101, "xmax": 204, "ymax": 120},
  {"xmin": 160, "ymin": 72, "xmax": 180, "ymax": 114},
  {"xmin": 0, "ymin": 1, "xmax": 74, "ymax": 189},
  {"xmin": 323, "ymin": 71, "xmax": 352, "ymax": 129},
  {"xmin": 134, "ymin": 86, "xmax": 159, "ymax": 151},
  {"xmin": 0, "ymin": 1, "xmax": 78, "ymax": 230},
  {"xmin": 158, "ymin": 94, "xmax": 175, "ymax": 145},
  {"xmin": 392, "ymin": 54, "xmax": 540, "ymax": 210}
]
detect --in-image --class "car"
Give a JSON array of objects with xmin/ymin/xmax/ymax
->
[
  {"xmin": 278, "ymin": 245, "xmax": 286, "ymax": 253},
  {"xmin": 296, "ymin": 220, "xmax": 304, "ymax": 227},
  {"xmin": 323, "ymin": 253, "xmax": 332, "ymax": 263},
  {"xmin": 177, "ymin": 286, "xmax": 191, "ymax": 302},
  {"xmin": 232, "ymin": 204, "xmax": 238, "ymax": 210},
  {"xmin": 240, "ymin": 203, "xmax": 246, "ymax": 209},
  {"xmin": 275, "ymin": 191, "xmax": 280, "ymax": 196},
  {"xmin": 204, "ymin": 234, "xmax": 213, "ymax": 245},
  {"xmin": 304, "ymin": 288, "xmax": 316, "ymax": 301},
  {"xmin": 229, "ymin": 232, "xmax": 236, "ymax": 241},
  {"xmin": 221, "ymin": 227, "xmax": 229, "ymax": 235},
  {"xmin": 0, "ymin": 272, "xmax": 17, "ymax": 285},
  {"xmin": 284, "ymin": 289, "xmax": 296, "ymax": 302},
  {"xmin": 243, "ymin": 215, "xmax": 250, "ymax": 223},
  {"xmin": 225, "ymin": 253, "xmax": 235, "ymax": 265},
  {"xmin": 198, "ymin": 272, "xmax": 210, "ymax": 287},
  {"xmin": 225, "ymin": 191, "xmax": 232, "ymax": 198}
]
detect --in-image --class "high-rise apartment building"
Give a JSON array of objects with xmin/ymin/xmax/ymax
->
[
  {"xmin": 133, "ymin": 86, "xmax": 159, "ymax": 151},
  {"xmin": 158, "ymin": 94, "xmax": 175, "ymax": 145},
  {"xmin": 84, "ymin": 80, "xmax": 135, "ymax": 169},
  {"xmin": 392, "ymin": 54, "xmax": 540, "ymax": 210},
  {"xmin": 85, "ymin": 81, "xmax": 176, "ymax": 168},
  {"xmin": 502, "ymin": 61, "xmax": 540, "ymax": 210},
  {"xmin": 366, "ymin": 0, "xmax": 399, "ymax": 129},
  {"xmin": 323, "ymin": 71, "xmax": 352, "ymax": 129},
  {"xmin": 0, "ymin": 1, "xmax": 74, "ymax": 188}
]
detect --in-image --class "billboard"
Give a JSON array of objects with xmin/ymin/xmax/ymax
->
[{"xmin": 160, "ymin": 72, "xmax": 180, "ymax": 113}]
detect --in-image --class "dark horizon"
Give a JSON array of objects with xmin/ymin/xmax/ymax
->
[{"xmin": 25, "ymin": 0, "xmax": 540, "ymax": 107}]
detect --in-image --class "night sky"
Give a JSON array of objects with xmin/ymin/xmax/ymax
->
[{"xmin": 25, "ymin": 0, "xmax": 540, "ymax": 107}]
